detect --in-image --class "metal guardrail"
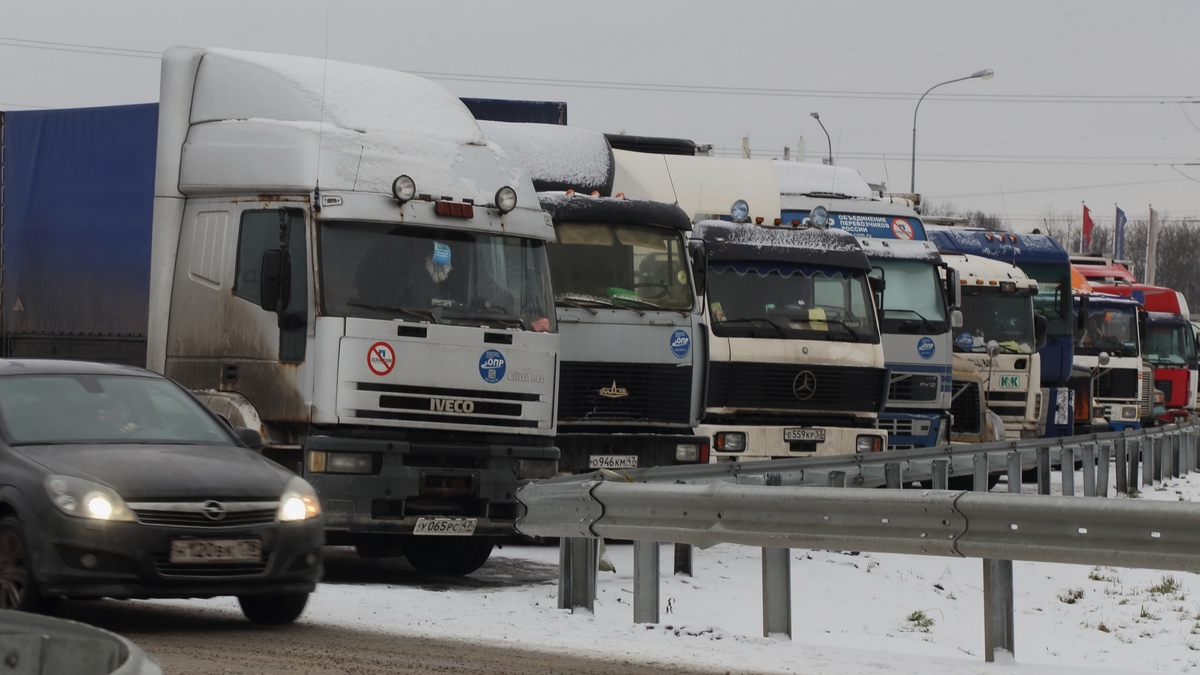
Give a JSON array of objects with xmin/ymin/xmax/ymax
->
[
  {"xmin": 0, "ymin": 610, "xmax": 162, "ymax": 674},
  {"xmin": 516, "ymin": 421, "xmax": 1200, "ymax": 663}
]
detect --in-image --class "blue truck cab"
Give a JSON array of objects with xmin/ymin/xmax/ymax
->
[
  {"xmin": 925, "ymin": 224, "xmax": 1075, "ymax": 438},
  {"xmin": 776, "ymin": 164, "xmax": 956, "ymax": 449}
]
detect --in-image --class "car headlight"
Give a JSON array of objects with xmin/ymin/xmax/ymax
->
[
  {"xmin": 43, "ymin": 475, "xmax": 135, "ymax": 522},
  {"xmin": 277, "ymin": 476, "xmax": 322, "ymax": 522}
]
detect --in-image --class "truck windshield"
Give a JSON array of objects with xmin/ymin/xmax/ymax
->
[
  {"xmin": 870, "ymin": 258, "xmax": 948, "ymax": 335},
  {"xmin": 319, "ymin": 221, "xmax": 555, "ymax": 332},
  {"xmin": 706, "ymin": 264, "xmax": 878, "ymax": 343},
  {"xmin": 1016, "ymin": 263, "xmax": 1072, "ymax": 338},
  {"xmin": 546, "ymin": 222, "xmax": 692, "ymax": 311},
  {"xmin": 955, "ymin": 289, "xmax": 1036, "ymax": 354},
  {"xmin": 1145, "ymin": 323, "xmax": 1196, "ymax": 366},
  {"xmin": 1075, "ymin": 305, "xmax": 1139, "ymax": 357}
]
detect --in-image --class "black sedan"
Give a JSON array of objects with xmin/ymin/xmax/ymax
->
[{"xmin": 0, "ymin": 360, "xmax": 323, "ymax": 623}]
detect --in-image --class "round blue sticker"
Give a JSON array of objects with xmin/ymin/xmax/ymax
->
[
  {"xmin": 917, "ymin": 337, "xmax": 936, "ymax": 360},
  {"xmin": 670, "ymin": 330, "xmax": 691, "ymax": 358},
  {"xmin": 955, "ymin": 332, "xmax": 975, "ymax": 352},
  {"xmin": 479, "ymin": 349, "xmax": 506, "ymax": 384}
]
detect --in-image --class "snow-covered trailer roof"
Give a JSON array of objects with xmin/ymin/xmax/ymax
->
[
  {"xmin": 480, "ymin": 121, "xmax": 614, "ymax": 195},
  {"xmin": 772, "ymin": 160, "xmax": 873, "ymax": 199}
]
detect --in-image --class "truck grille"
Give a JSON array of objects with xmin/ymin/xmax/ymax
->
[
  {"xmin": 876, "ymin": 418, "xmax": 932, "ymax": 436},
  {"xmin": 707, "ymin": 363, "xmax": 886, "ymax": 413},
  {"xmin": 558, "ymin": 362, "xmax": 692, "ymax": 424},
  {"xmin": 950, "ymin": 379, "xmax": 982, "ymax": 435},
  {"xmin": 1140, "ymin": 364, "xmax": 1154, "ymax": 417},
  {"xmin": 1096, "ymin": 368, "xmax": 1139, "ymax": 400},
  {"xmin": 887, "ymin": 373, "xmax": 940, "ymax": 402}
]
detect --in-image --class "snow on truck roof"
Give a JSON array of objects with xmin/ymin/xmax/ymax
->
[
  {"xmin": 772, "ymin": 160, "xmax": 873, "ymax": 200},
  {"xmin": 176, "ymin": 48, "xmax": 537, "ymax": 209},
  {"xmin": 691, "ymin": 221, "xmax": 871, "ymax": 271},
  {"xmin": 537, "ymin": 193, "xmax": 690, "ymax": 231},
  {"xmin": 479, "ymin": 121, "xmax": 614, "ymax": 195}
]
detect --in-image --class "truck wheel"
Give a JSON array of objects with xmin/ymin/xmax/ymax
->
[
  {"xmin": 0, "ymin": 517, "xmax": 57, "ymax": 614},
  {"xmin": 238, "ymin": 592, "xmax": 309, "ymax": 624},
  {"xmin": 401, "ymin": 537, "xmax": 494, "ymax": 576}
]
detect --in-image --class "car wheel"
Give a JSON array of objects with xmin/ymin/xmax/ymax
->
[
  {"xmin": 0, "ymin": 517, "xmax": 57, "ymax": 614},
  {"xmin": 238, "ymin": 592, "xmax": 309, "ymax": 624},
  {"xmin": 400, "ymin": 536, "xmax": 494, "ymax": 576}
]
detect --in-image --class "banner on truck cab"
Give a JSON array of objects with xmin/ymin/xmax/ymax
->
[{"xmin": 782, "ymin": 211, "xmax": 926, "ymax": 241}]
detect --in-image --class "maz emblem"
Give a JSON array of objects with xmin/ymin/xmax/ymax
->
[
  {"xmin": 792, "ymin": 371, "xmax": 817, "ymax": 401},
  {"xmin": 599, "ymin": 381, "xmax": 629, "ymax": 399}
]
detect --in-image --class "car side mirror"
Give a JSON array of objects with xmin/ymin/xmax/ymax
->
[
  {"xmin": 950, "ymin": 309, "xmax": 963, "ymax": 328},
  {"xmin": 233, "ymin": 427, "xmax": 264, "ymax": 451},
  {"xmin": 1034, "ymin": 313, "xmax": 1048, "ymax": 349},
  {"xmin": 260, "ymin": 249, "xmax": 291, "ymax": 313}
]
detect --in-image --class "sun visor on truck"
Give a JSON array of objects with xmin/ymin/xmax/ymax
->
[
  {"xmin": 538, "ymin": 193, "xmax": 691, "ymax": 231},
  {"xmin": 691, "ymin": 222, "xmax": 871, "ymax": 272}
]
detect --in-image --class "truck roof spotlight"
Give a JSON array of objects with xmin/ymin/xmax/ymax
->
[
  {"xmin": 392, "ymin": 175, "xmax": 416, "ymax": 203},
  {"xmin": 810, "ymin": 205, "xmax": 829, "ymax": 228},
  {"xmin": 730, "ymin": 199, "xmax": 750, "ymax": 223},
  {"xmin": 495, "ymin": 186, "xmax": 518, "ymax": 213}
]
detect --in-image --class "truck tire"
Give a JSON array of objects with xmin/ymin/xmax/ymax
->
[
  {"xmin": 400, "ymin": 536, "xmax": 494, "ymax": 576},
  {"xmin": 0, "ymin": 517, "xmax": 58, "ymax": 614},
  {"xmin": 238, "ymin": 592, "xmax": 309, "ymax": 624}
]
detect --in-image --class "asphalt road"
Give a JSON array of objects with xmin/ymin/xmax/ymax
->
[{"xmin": 57, "ymin": 547, "xmax": 742, "ymax": 675}]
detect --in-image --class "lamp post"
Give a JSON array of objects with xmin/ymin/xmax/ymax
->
[
  {"xmin": 910, "ymin": 69, "xmax": 993, "ymax": 194},
  {"xmin": 811, "ymin": 111, "xmax": 832, "ymax": 166}
]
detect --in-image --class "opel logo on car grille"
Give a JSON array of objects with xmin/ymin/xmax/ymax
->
[
  {"xmin": 792, "ymin": 371, "xmax": 817, "ymax": 401},
  {"xmin": 202, "ymin": 500, "xmax": 227, "ymax": 521}
]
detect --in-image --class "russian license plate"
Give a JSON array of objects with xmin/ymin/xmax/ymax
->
[
  {"xmin": 414, "ymin": 517, "xmax": 478, "ymax": 536},
  {"xmin": 588, "ymin": 455, "xmax": 638, "ymax": 469},
  {"xmin": 784, "ymin": 428, "xmax": 826, "ymax": 442},
  {"xmin": 169, "ymin": 539, "xmax": 262, "ymax": 564}
]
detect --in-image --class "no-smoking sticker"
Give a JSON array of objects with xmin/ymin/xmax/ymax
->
[
  {"xmin": 367, "ymin": 342, "xmax": 396, "ymax": 376},
  {"xmin": 890, "ymin": 218, "xmax": 916, "ymax": 240}
]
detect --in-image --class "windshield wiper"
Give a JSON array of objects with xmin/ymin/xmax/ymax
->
[
  {"xmin": 820, "ymin": 318, "xmax": 862, "ymax": 341},
  {"xmin": 347, "ymin": 301, "xmax": 439, "ymax": 324},
  {"xmin": 555, "ymin": 298, "xmax": 599, "ymax": 315},
  {"xmin": 718, "ymin": 318, "xmax": 787, "ymax": 338},
  {"xmin": 556, "ymin": 294, "xmax": 644, "ymax": 316},
  {"xmin": 885, "ymin": 309, "xmax": 939, "ymax": 333}
]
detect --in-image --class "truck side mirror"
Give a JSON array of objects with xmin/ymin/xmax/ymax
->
[
  {"xmin": 233, "ymin": 427, "xmax": 265, "ymax": 451},
  {"xmin": 950, "ymin": 309, "xmax": 963, "ymax": 328},
  {"xmin": 1034, "ymin": 313, "xmax": 1048, "ymax": 349},
  {"xmin": 260, "ymin": 249, "xmax": 291, "ymax": 313},
  {"xmin": 942, "ymin": 265, "xmax": 961, "ymax": 310},
  {"xmin": 1076, "ymin": 295, "xmax": 1090, "ymax": 331},
  {"xmin": 687, "ymin": 239, "xmax": 707, "ymax": 295}
]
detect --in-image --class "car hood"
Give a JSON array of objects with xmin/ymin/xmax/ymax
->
[{"xmin": 15, "ymin": 444, "xmax": 292, "ymax": 501}]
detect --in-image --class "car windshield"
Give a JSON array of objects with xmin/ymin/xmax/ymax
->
[
  {"xmin": 870, "ymin": 258, "xmax": 948, "ymax": 335},
  {"xmin": 0, "ymin": 375, "xmax": 233, "ymax": 446},
  {"xmin": 546, "ymin": 222, "xmax": 692, "ymax": 311},
  {"xmin": 1144, "ymin": 323, "xmax": 1195, "ymax": 365},
  {"xmin": 706, "ymin": 263, "xmax": 878, "ymax": 343},
  {"xmin": 1017, "ymin": 263, "xmax": 1072, "ymax": 338},
  {"xmin": 954, "ymin": 289, "xmax": 1036, "ymax": 354},
  {"xmin": 1075, "ymin": 304, "xmax": 1140, "ymax": 357},
  {"xmin": 319, "ymin": 221, "xmax": 555, "ymax": 332}
]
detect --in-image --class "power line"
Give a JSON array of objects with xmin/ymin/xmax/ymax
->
[{"xmin": 0, "ymin": 37, "xmax": 160, "ymax": 60}]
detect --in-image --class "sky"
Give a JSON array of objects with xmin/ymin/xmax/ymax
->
[{"xmin": 2, "ymin": 0, "xmax": 1197, "ymax": 231}]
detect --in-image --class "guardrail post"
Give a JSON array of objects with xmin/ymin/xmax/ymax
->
[
  {"xmin": 1162, "ymin": 435, "xmax": 1175, "ymax": 480},
  {"xmin": 1172, "ymin": 434, "xmax": 1182, "ymax": 478},
  {"xmin": 1006, "ymin": 452, "xmax": 1021, "ymax": 494},
  {"xmin": 1154, "ymin": 436, "xmax": 1164, "ymax": 483},
  {"xmin": 983, "ymin": 559, "xmax": 1016, "ymax": 662},
  {"xmin": 1115, "ymin": 438, "xmax": 1128, "ymax": 495},
  {"xmin": 1036, "ymin": 447, "xmax": 1051, "ymax": 496},
  {"xmin": 1189, "ymin": 429, "xmax": 1199, "ymax": 472},
  {"xmin": 973, "ymin": 453, "xmax": 989, "ymax": 492},
  {"xmin": 885, "ymin": 462, "xmax": 903, "ymax": 489},
  {"xmin": 633, "ymin": 541, "xmax": 660, "ymax": 624},
  {"xmin": 673, "ymin": 543, "xmax": 692, "ymax": 577},
  {"xmin": 932, "ymin": 460, "xmax": 949, "ymax": 490},
  {"xmin": 558, "ymin": 537, "xmax": 598, "ymax": 613},
  {"xmin": 1143, "ymin": 437, "xmax": 1155, "ymax": 486},
  {"xmin": 1097, "ymin": 442, "xmax": 1111, "ymax": 498},
  {"xmin": 762, "ymin": 547, "xmax": 792, "ymax": 640},
  {"xmin": 1061, "ymin": 446, "xmax": 1075, "ymax": 496},
  {"xmin": 1181, "ymin": 432, "xmax": 1193, "ymax": 476},
  {"xmin": 1082, "ymin": 443, "xmax": 1097, "ymax": 497},
  {"xmin": 1129, "ymin": 438, "xmax": 1140, "ymax": 488},
  {"xmin": 828, "ymin": 470, "xmax": 847, "ymax": 488}
]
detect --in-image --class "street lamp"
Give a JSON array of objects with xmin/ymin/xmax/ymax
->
[
  {"xmin": 910, "ymin": 68, "xmax": 993, "ymax": 194},
  {"xmin": 811, "ymin": 111, "xmax": 832, "ymax": 166}
]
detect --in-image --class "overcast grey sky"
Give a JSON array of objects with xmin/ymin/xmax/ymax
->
[{"xmin": 3, "ymin": 0, "xmax": 1197, "ymax": 230}]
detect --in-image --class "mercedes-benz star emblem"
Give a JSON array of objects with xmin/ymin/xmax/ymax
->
[
  {"xmin": 792, "ymin": 371, "xmax": 817, "ymax": 400},
  {"xmin": 202, "ymin": 500, "xmax": 227, "ymax": 521}
]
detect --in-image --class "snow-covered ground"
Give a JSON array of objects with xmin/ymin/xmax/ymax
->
[{"xmin": 144, "ymin": 469, "xmax": 1200, "ymax": 674}]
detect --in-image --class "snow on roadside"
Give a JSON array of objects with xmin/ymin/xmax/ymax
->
[{"xmin": 143, "ymin": 470, "xmax": 1200, "ymax": 674}]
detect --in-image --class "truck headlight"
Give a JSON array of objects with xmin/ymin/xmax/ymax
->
[
  {"xmin": 714, "ymin": 432, "xmax": 746, "ymax": 452},
  {"xmin": 44, "ymin": 475, "xmax": 135, "ymax": 522},
  {"xmin": 517, "ymin": 459, "xmax": 557, "ymax": 480},
  {"xmin": 308, "ymin": 451, "xmax": 375, "ymax": 474},
  {"xmin": 855, "ymin": 435, "xmax": 882, "ymax": 453},
  {"xmin": 676, "ymin": 443, "xmax": 710, "ymax": 463},
  {"xmin": 277, "ymin": 476, "xmax": 322, "ymax": 522}
]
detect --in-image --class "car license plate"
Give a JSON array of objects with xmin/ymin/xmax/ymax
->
[
  {"xmin": 588, "ymin": 455, "xmax": 638, "ymax": 469},
  {"xmin": 169, "ymin": 539, "xmax": 262, "ymax": 564},
  {"xmin": 414, "ymin": 517, "xmax": 478, "ymax": 536},
  {"xmin": 784, "ymin": 428, "xmax": 826, "ymax": 442}
]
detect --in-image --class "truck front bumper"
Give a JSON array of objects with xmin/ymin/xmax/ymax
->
[
  {"xmin": 555, "ymin": 432, "xmax": 709, "ymax": 473},
  {"xmin": 695, "ymin": 423, "xmax": 887, "ymax": 461}
]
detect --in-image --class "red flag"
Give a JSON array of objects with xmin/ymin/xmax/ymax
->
[{"xmin": 1081, "ymin": 205, "xmax": 1094, "ymax": 252}]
